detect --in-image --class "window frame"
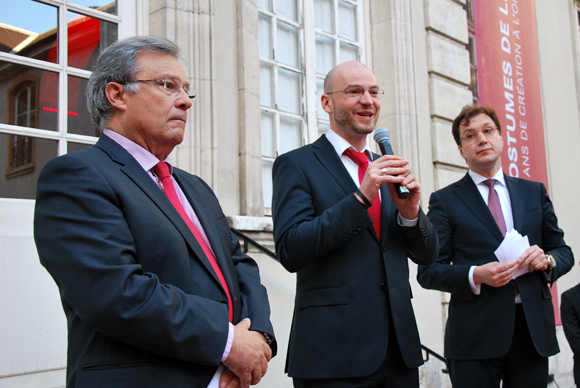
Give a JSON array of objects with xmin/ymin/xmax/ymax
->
[{"xmin": 259, "ymin": 0, "xmax": 365, "ymax": 211}]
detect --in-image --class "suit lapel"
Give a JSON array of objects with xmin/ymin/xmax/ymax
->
[
  {"xmin": 312, "ymin": 136, "xmax": 358, "ymax": 196},
  {"xmin": 504, "ymin": 174, "xmax": 526, "ymax": 232},
  {"xmin": 312, "ymin": 136, "xmax": 382, "ymax": 243},
  {"xmin": 453, "ymin": 173, "xmax": 504, "ymax": 242},
  {"xmin": 173, "ymin": 171, "xmax": 233, "ymax": 289},
  {"xmin": 94, "ymin": 135, "xmax": 222, "ymax": 285}
]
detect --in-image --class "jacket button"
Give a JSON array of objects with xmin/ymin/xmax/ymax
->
[{"xmin": 380, "ymin": 283, "xmax": 388, "ymax": 291}]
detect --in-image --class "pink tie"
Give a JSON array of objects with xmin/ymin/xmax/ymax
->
[
  {"xmin": 343, "ymin": 149, "xmax": 381, "ymax": 238},
  {"xmin": 483, "ymin": 179, "xmax": 507, "ymax": 237},
  {"xmin": 154, "ymin": 162, "xmax": 233, "ymax": 322}
]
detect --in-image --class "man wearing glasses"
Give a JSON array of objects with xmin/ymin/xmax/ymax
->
[
  {"xmin": 34, "ymin": 36, "xmax": 275, "ymax": 388},
  {"xmin": 417, "ymin": 105, "xmax": 574, "ymax": 387},
  {"xmin": 272, "ymin": 61, "xmax": 439, "ymax": 388}
]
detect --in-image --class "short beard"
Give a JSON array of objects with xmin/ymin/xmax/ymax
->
[{"xmin": 333, "ymin": 106, "xmax": 375, "ymax": 135}]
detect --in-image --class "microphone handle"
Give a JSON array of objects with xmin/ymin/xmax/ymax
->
[{"xmin": 378, "ymin": 140, "xmax": 410, "ymax": 199}]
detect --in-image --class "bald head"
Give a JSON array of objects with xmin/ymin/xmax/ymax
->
[{"xmin": 324, "ymin": 61, "xmax": 373, "ymax": 93}]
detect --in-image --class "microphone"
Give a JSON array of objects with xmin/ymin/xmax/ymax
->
[{"xmin": 373, "ymin": 128, "xmax": 410, "ymax": 199}]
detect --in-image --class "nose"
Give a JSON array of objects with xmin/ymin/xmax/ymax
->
[
  {"xmin": 176, "ymin": 88, "xmax": 193, "ymax": 110},
  {"xmin": 359, "ymin": 89, "xmax": 374, "ymax": 105}
]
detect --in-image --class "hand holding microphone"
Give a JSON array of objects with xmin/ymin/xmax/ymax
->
[{"xmin": 373, "ymin": 128, "xmax": 410, "ymax": 199}]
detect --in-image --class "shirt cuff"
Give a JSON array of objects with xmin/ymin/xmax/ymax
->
[
  {"xmin": 469, "ymin": 266, "xmax": 481, "ymax": 295},
  {"xmin": 221, "ymin": 322, "xmax": 234, "ymax": 362},
  {"xmin": 398, "ymin": 214, "xmax": 418, "ymax": 227}
]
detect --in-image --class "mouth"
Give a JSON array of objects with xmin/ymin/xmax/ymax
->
[{"xmin": 356, "ymin": 111, "xmax": 375, "ymax": 120}]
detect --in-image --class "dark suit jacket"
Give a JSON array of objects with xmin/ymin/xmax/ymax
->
[
  {"xmin": 34, "ymin": 135, "xmax": 276, "ymax": 388},
  {"xmin": 271, "ymin": 135, "xmax": 439, "ymax": 379},
  {"xmin": 561, "ymin": 283, "xmax": 580, "ymax": 385},
  {"xmin": 417, "ymin": 173, "xmax": 573, "ymax": 360}
]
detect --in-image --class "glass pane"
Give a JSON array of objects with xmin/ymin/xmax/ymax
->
[
  {"xmin": 261, "ymin": 112, "xmax": 276, "ymax": 158},
  {"xmin": 68, "ymin": 75, "xmax": 98, "ymax": 137},
  {"xmin": 277, "ymin": 22, "xmax": 299, "ymax": 68},
  {"xmin": 314, "ymin": 0, "xmax": 333, "ymax": 34},
  {"xmin": 68, "ymin": 142, "xmax": 94, "ymax": 153},
  {"xmin": 276, "ymin": 0, "xmax": 298, "ymax": 22},
  {"xmin": 258, "ymin": 0, "xmax": 271, "ymax": 12},
  {"xmin": 0, "ymin": 61, "xmax": 58, "ymax": 131},
  {"xmin": 260, "ymin": 63, "xmax": 273, "ymax": 107},
  {"xmin": 68, "ymin": 11, "xmax": 117, "ymax": 71},
  {"xmin": 278, "ymin": 68, "xmax": 301, "ymax": 115},
  {"xmin": 315, "ymin": 35, "xmax": 334, "ymax": 75},
  {"xmin": 0, "ymin": 0, "xmax": 58, "ymax": 64},
  {"xmin": 67, "ymin": 1, "xmax": 117, "ymax": 15},
  {"xmin": 262, "ymin": 160, "xmax": 273, "ymax": 208},
  {"xmin": 338, "ymin": 1, "xmax": 356, "ymax": 41},
  {"xmin": 0, "ymin": 133, "xmax": 58, "ymax": 199},
  {"xmin": 318, "ymin": 123, "xmax": 330, "ymax": 138},
  {"xmin": 316, "ymin": 79, "xmax": 329, "ymax": 120},
  {"xmin": 259, "ymin": 15, "xmax": 272, "ymax": 59},
  {"xmin": 339, "ymin": 42, "xmax": 357, "ymax": 63},
  {"xmin": 279, "ymin": 116, "xmax": 301, "ymax": 154}
]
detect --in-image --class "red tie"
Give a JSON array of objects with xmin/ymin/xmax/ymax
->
[
  {"xmin": 154, "ymin": 162, "xmax": 233, "ymax": 322},
  {"xmin": 343, "ymin": 149, "xmax": 381, "ymax": 238},
  {"xmin": 483, "ymin": 179, "xmax": 507, "ymax": 237}
]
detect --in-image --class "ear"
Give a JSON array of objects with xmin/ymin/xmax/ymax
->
[
  {"xmin": 458, "ymin": 145, "xmax": 465, "ymax": 160},
  {"xmin": 321, "ymin": 93, "xmax": 333, "ymax": 114},
  {"xmin": 105, "ymin": 82, "xmax": 128, "ymax": 112}
]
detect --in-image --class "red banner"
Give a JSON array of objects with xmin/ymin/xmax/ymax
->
[{"xmin": 473, "ymin": 0, "xmax": 560, "ymax": 324}]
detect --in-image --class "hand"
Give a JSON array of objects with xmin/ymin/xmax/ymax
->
[
  {"xmin": 358, "ymin": 155, "xmax": 420, "ymax": 220},
  {"xmin": 517, "ymin": 245, "xmax": 548, "ymax": 272},
  {"xmin": 219, "ymin": 367, "xmax": 240, "ymax": 388},
  {"xmin": 473, "ymin": 260, "xmax": 519, "ymax": 288},
  {"xmin": 223, "ymin": 318, "xmax": 272, "ymax": 388}
]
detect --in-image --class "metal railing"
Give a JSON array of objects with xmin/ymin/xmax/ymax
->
[{"xmin": 232, "ymin": 227, "xmax": 449, "ymax": 373}]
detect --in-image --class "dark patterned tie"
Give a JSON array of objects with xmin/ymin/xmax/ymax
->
[
  {"xmin": 343, "ymin": 149, "xmax": 381, "ymax": 238},
  {"xmin": 483, "ymin": 179, "xmax": 507, "ymax": 237},
  {"xmin": 154, "ymin": 161, "xmax": 233, "ymax": 322}
]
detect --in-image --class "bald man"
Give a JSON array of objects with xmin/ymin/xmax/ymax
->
[{"xmin": 272, "ymin": 61, "xmax": 439, "ymax": 388}]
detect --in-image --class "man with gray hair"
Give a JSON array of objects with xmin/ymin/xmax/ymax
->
[{"xmin": 34, "ymin": 35, "xmax": 276, "ymax": 388}]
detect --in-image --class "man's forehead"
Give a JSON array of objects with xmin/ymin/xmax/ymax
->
[
  {"xmin": 135, "ymin": 51, "xmax": 187, "ymax": 76},
  {"xmin": 461, "ymin": 114, "xmax": 494, "ymax": 130}
]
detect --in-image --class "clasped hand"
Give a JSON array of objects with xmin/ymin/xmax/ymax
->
[
  {"xmin": 474, "ymin": 245, "xmax": 548, "ymax": 288},
  {"xmin": 222, "ymin": 318, "xmax": 272, "ymax": 388}
]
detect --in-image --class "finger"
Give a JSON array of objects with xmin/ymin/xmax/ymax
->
[
  {"xmin": 219, "ymin": 369, "xmax": 235, "ymax": 388},
  {"xmin": 237, "ymin": 318, "xmax": 251, "ymax": 330}
]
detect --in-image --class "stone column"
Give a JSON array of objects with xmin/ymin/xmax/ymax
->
[{"xmin": 149, "ymin": 0, "xmax": 218, "ymax": 187}]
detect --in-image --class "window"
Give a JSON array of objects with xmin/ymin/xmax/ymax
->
[
  {"xmin": 0, "ymin": 0, "xmax": 134, "ymax": 199},
  {"xmin": 463, "ymin": 0, "xmax": 478, "ymax": 104},
  {"xmin": 6, "ymin": 80, "xmax": 38, "ymax": 179},
  {"xmin": 259, "ymin": 0, "xmax": 364, "ymax": 209}
]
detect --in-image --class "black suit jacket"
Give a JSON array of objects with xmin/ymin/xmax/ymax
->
[
  {"xmin": 561, "ymin": 283, "xmax": 580, "ymax": 385},
  {"xmin": 418, "ymin": 173, "xmax": 573, "ymax": 360},
  {"xmin": 271, "ymin": 135, "xmax": 438, "ymax": 379},
  {"xmin": 34, "ymin": 135, "xmax": 276, "ymax": 388}
]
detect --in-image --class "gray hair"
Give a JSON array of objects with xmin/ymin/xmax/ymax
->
[{"xmin": 86, "ymin": 36, "xmax": 180, "ymax": 130}]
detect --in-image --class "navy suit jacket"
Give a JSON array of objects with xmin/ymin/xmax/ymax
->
[
  {"xmin": 272, "ymin": 135, "xmax": 439, "ymax": 379},
  {"xmin": 418, "ymin": 173, "xmax": 573, "ymax": 360},
  {"xmin": 34, "ymin": 135, "xmax": 276, "ymax": 387},
  {"xmin": 561, "ymin": 283, "xmax": 580, "ymax": 385}
]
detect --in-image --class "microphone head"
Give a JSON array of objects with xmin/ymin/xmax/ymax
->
[{"xmin": 373, "ymin": 128, "xmax": 390, "ymax": 143}]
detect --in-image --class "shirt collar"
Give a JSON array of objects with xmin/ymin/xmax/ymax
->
[
  {"xmin": 468, "ymin": 168, "xmax": 506, "ymax": 187},
  {"xmin": 325, "ymin": 128, "xmax": 373, "ymax": 160},
  {"xmin": 103, "ymin": 128, "xmax": 171, "ymax": 173}
]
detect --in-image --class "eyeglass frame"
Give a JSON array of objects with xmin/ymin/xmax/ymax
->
[
  {"xmin": 326, "ymin": 86, "xmax": 385, "ymax": 98},
  {"xmin": 459, "ymin": 125, "xmax": 500, "ymax": 145},
  {"xmin": 117, "ymin": 79, "xmax": 196, "ymax": 99}
]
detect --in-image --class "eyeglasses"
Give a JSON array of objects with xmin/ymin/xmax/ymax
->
[
  {"xmin": 326, "ymin": 87, "xmax": 384, "ymax": 99},
  {"xmin": 459, "ymin": 126, "xmax": 499, "ymax": 145},
  {"xmin": 118, "ymin": 78, "xmax": 195, "ymax": 99}
]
